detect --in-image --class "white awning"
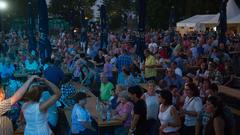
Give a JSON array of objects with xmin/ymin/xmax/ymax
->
[{"xmin": 177, "ymin": 15, "xmax": 216, "ymax": 27}]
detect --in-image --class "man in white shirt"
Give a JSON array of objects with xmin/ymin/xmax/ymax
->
[
  {"xmin": 148, "ymin": 39, "xmax": 158, "ymax": 54},
  {"xmin": 171, "ymin": 62, "xmax": 183, "ymax": 77}
]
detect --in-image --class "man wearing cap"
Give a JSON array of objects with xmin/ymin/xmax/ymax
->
[{"xmin": 71, "ymin": 92, "xmax": 96, "ymax": 135}]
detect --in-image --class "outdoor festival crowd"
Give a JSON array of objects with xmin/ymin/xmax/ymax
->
[{"xmin": 0, "ymin": 27, "xmax": 239, "ymax": 135}]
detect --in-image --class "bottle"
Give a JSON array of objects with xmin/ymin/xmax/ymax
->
[
  {"xmin": 96, "ymin": 98, "xmax": 99, "ymax": 111},
  {"xmin": 96, "ymin": 98, "xmax": 102, "ymax": 122},
  {"xmin": 106, "ymin": 101, "xmax": 111, "ymax": 123},
  {"xmin": 106, "ymin": 110, "xmax": 111, "ymax": 123}
]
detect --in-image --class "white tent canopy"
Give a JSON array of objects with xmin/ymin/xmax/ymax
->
[
  {"xmin": 177, "ymin": 0, "xmax": 240, "ymax": 33},
  {"xmin": 202, "ymin": 0, "xmax": 240, "ymax": 24},
  {"xmin": 177, "ymin": 15, "xmax": 216, "ymax": 27},
  {"xmin": 228, "ymin": 14, "xmax": 240, "ymax": 24},
  {"xmin": 227, "ymin": 0, "xmax": 240, "ymax": 19},
  {"xmin": 202, "ymin": 14, "xmax": 219, "ymax": 24}
]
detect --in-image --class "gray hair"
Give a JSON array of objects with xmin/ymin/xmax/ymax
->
[{"xmin": 118, "ymin": 91, "xmax": 129, "ymax": 100}]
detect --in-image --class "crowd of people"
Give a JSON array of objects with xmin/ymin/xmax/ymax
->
[{"xmin": 0, "ymin": 27, "xmax": 239, "ymax": 135}]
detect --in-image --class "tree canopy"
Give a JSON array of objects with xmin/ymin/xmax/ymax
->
[
  {"xmin": 2, "ymin": 0, "xmax": 240, "ymax": 30},
  {"xmin": 48, "ymin": 0, "xmax": 95, "ymax": 27}
]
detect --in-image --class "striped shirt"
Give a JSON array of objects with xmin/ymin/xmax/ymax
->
[{"xmin": 0, "ymin": 98, "xmax": 14, "ymax": 135}]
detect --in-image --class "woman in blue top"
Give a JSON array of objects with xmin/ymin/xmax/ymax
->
[{"xmin": 71, "ymin": 92, "xmax": 96, "ymax": 135}]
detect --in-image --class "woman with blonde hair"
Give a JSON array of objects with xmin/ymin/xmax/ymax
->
[{"xmin": 22, "ymin": 77, "xmax": 61, "ymax": 135}]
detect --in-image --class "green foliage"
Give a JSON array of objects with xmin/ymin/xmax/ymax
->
[
  {"xmin": 104, "ymin": 0, "xmax": 221, "ymax": 30},
  {"xmin": 146, "ymin": 0, "xmax": 220, "ymax": 29},
  {"xmin": 48, "ymin": 0, "xmax": 95, "ymax": 27},
  {"xmin": 3, "ymin": 0, "xmax": 240, "ymax": 30},
  {"xmin": 104, "ymin": 0, "xmax": 135, "ymax": 30}
]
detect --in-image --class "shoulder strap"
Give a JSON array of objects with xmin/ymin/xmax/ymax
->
[{"xmin": 185, "ymin": 97, "xmax": 195, "ymax": 107}]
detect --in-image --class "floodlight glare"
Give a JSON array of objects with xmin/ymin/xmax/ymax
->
[{"xmin": 0, "ymin": 1, "xmax": 7, "ymax": 10}]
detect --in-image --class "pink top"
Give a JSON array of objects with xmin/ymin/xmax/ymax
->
[{"xmin": 115, "ymin": 101, "xmax": 133, "ymax": 127}]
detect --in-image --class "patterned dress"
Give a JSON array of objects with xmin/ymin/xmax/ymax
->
[{"xmin": 0, "ymin": 98, "xmax": 14, "ymax": 135}]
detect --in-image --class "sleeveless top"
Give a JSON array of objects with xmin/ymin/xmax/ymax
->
[
  {"xmin": 22, "ymin": 102, "xmax": 52, "ymax": 135},
  {"xmin": 158, "ymin": 105, "xmax": 179, "ymax": 133},
  {"xmin": 144, "ymin": 93, "xmax": 159, "ymax": 120},
  {"xmin": 0, "ymin": 99, "xmax": 13, "ymax": 135}
]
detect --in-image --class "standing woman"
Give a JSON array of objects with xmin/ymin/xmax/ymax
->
[
  {"xmin": 182, "ymin": 83, "xmax": 203, "ymax": 135},
  {"xmin": 158, "ymin": 90, "xmax": 181, "ymax": 135},
  {"xmin": 22, "ymin": 77, "xmax": 61, "ymax": 135},
  {"xmin": 0, "ymin": 75, "xmax": 38, "ymax": 135},
  {"xmin": 204, "ymin": 96, "xmax": 230, "ymax": 135},
  {"xmin": 142, "ymin": 80, "xmax": 160, "ymax": 135}
]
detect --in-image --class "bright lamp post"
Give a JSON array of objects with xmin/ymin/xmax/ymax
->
[
  {"xmin": 0, "ymin": 0, "xmax": 8, "ymax": 31},
  {"xmin": 0, "ymin": 1, "xmax": 7, "ymax": 10}
]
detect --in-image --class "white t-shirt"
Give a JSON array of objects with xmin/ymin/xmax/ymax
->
[
  {"xmin": 183, "ymin": 96, "xmax": 203, "ymax": 126},
  {"xmin": 148, "ymin": 42, "xmax": 158, "ymax": 54},
  {"xmin": 175, "ymin": 67, "xmax": 183, "ymax": 77}
]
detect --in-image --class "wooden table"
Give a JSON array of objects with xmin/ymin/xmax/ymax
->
[
  {"xmin": 63, "ymin": 86, "xmax": 122, "ymax": 129},
  {"xmin": 218, "ymin": 85, "xmax": 240, "ymax": 116},
  {"xmin": 14, "ymin": 71, "xmax": 41, "ymax": 78},
  {"xmin": 230, "ymin": 51, "xmax": 240, "ymax": 55},
  {"xmin": 218, "ymin": 85, "xmax": 240, "ymax": 100},
  {"xmin": 14, "ymin": 73, "xmax": 28, "ymax": 78},
  {"xmin": 186, "ymin": 66, "xmax": 200, "ymax": 73}
]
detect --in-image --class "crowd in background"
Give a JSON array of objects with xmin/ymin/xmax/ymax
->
[{"xmin": 0, "ymin": 27, "xmax": 239, "ymax": 135}]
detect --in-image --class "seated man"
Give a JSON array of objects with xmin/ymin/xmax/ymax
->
[
  {"xmin": 100, "ymin": 73, "xmax": 114, "ymax": 101},
  {"xmin": 164, "ymin": 68, "xmax": 184, "ymax": 91}
]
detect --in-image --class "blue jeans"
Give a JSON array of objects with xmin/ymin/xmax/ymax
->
[{"xmin": 71, "ymin": 129, "xmax": 97, "ymax": 135}]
